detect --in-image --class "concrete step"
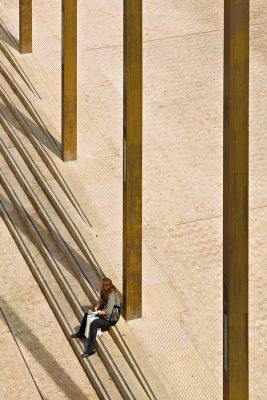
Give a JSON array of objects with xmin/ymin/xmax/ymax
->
[
  {"xmin": 0, "ymin": 183, "xmax": 121, "ymax": 400},
  {"xmin": 0, "ymin": 144, "xmax": 149, "ymax": 400}
]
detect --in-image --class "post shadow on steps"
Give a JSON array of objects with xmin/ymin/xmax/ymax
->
[
  {"xmin": 0, "ymin": 17, "xmax": 19, "ymax": 51},
  {"xmin": 0, "ymin": 24, "xmax": 41, "ymax": 100},
  {"xmin": 0, "ymin": 102, "xmax": 61, "ymax": 157},
  {"xmin": 0, "ymin": 195, "xmax": 123, "ymax": 306},
  {"xmin": 0, "ymin": 298, "xmax": 91, "ymax": 400},
  {"xmin": 0, "ymin": 194, "xmax": 99, "ymax": 294},
  {"xmin": 1, "ymin": 41, "xmax": 61, "ymax": 158}
]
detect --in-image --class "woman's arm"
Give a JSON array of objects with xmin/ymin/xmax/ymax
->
[
  {"xmin": 102, "ymin": 292, "xmax": 116, "ymax": 318},
  {"xmin": 97, "ymin": 309, "xmax": 108, "ymax": 316}
]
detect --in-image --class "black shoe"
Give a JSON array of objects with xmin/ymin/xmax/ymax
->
[
  {"xmin": 81, "ymin": 350, "xmax": 96, "ymax": 358},
  {"xmin": 71, "ymin": 332, "xmax": 84, "ymax": 339}
]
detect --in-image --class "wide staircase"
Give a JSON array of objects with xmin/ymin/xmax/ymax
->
[{"xmin": 0, "ymin": 26, "xmax": 167, "ymax": 400}]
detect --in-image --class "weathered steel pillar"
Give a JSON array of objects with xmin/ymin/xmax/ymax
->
[
  {"xmin": 19, "ymin": 0, "xmax": 32, "ymax": 54},
  {"xmin": 123, "ymin": 0, "xmax": 142, "ymax": 320},
  {"xmin": 61, "ymin": 0, "xmax": 77, "ymax": 161},
  {"xmin": 223, "ymin": 0, "xmax": 249, "ymax": 399}
]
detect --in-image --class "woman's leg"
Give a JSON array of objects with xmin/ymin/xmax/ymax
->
[
  {"xmin": 85, "ymin": 318, "xmax": 112, "ymax": 353},
  {"xmin": 76, "ymin": 312, "xmax": 88, "ymax": 336}
]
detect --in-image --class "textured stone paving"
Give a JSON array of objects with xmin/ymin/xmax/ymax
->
[{"xmin": 1, "ymin": 1, "xmax": 267, "ymax": 399}]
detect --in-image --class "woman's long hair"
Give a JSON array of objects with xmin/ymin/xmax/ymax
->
[{"xmin": 100, "ymin": 277, "xmax": 116, "ymax": 308}]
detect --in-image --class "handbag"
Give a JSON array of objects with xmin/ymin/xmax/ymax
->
[{"xmin": 108, "ymin": 292, "xmax": 121, "ymax": 324}]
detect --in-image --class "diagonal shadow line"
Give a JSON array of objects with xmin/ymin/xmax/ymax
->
[
  {"xmin": 0, "ymin": 298, "xmax": 93, "ymax": 400},
  {"xmin": 0, "ymin": 19, "xmax": 41, "ymax": 101},
  {"xmin": 0, "ymin": 17, "xmax": 19, "ymax": 51},
  {"xmin": 32, "ymin": 210, "xmax": 102, "ymax": 297},
  {"xmin": 16, "ymin": 96, "xmax": 61, "ymax": 154},
  {"xmin": 0, "ymin": 101, "xmax": 61, "ymax": 157}
]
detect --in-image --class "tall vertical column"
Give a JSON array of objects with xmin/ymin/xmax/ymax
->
[
  {"xmin": 19, "ymin": 0, "xmax": 32, "ymax": 54},
  {"xmin": 223, "ymin": 1, "xmax": 249, "ymax": 399},
  {"xmin": 123, "ymin": 0, "xmax": 142, "ymax": 320},
  {"xmin": 62, "ymin": 0, "xmax": 77, "ymax": 161}
]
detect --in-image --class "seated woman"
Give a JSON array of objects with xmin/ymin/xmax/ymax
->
[{"xmin": 71, "ymin": 277, "xmax": 121, "ymax": 358}]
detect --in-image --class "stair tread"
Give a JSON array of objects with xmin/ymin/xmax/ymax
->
[{"xmin": 0, "ymin": 133, "xmax": 149, "ymax": 399}]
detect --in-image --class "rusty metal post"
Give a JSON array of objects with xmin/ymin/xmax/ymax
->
[
  {"xmin": 123, "ymin": 0, "xmax": 142, "ymax": 320},
  {"xmin": 19, "ymin": 0, "xmax": 32, "ymax": 54},
  {"xmin": 223, "ymin": 0, "xmax": 249, "ymax": 399},
  {"xmin": 61, "ymin": 0, "xmax": 77, "ymax": 161}
]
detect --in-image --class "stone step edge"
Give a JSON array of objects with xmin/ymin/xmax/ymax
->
[
  {"xmin": 0, "ymin": 195, "xmax": 115, "ymax": 400},
  {"xmin": 0, "ymin": 80, "xmax": 90, "ymax": 226},
  {"xmin": 0, "ymin": 135, "xmax": 165, "ymax": 399},
  {"xmin": 0, "ymin": 171, "xmax": 145, "ymax": 400},
  {"xmin": 0, "ymin": 109, "xmax": 103, "ymax": 279}
]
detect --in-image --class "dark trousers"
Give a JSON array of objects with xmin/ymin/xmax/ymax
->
[{"xmin": 77, "ymin": 313, "xmax": 112, "ymax": 352}]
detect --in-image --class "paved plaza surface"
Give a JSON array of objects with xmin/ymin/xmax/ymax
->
[{"xmin": 1, "ymin": 1, "xmax": 267, "ymax": 399}]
